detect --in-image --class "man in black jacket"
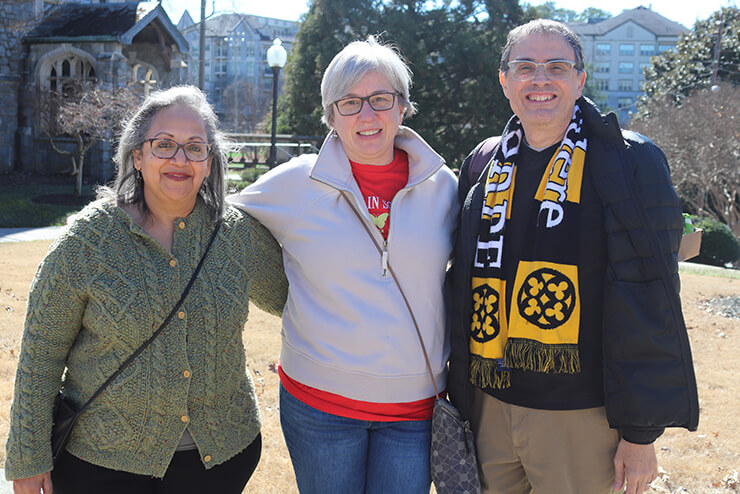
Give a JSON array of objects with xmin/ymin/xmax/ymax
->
[{"xmin": 447, "ymin": 19, "xmax": 699, "ymax": 494}]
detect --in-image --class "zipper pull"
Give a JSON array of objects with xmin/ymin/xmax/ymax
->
[{"xmin": 381, "ymin": 240, "xmax": 389, "ymax": 278}]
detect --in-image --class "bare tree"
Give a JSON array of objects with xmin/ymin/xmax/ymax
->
[
  {"xmin": 220, "ymin": 78, "xmax": 266, "ymax": 132},
  {"xmin": 40, "ymin": 82, "xmax": 139, "ymax": 197},
  {"xmin": 630, "ymin": 84, "xmax": 740, "ymax": 235}
]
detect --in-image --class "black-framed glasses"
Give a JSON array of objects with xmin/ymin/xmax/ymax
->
[
  {"xmin": 143, "ymin": 138, "xmax": 212, "ymax": 162},
  {"xmin": 333, "ymin": 92, "xmax": 400, "ymax": 116},
  {"xmin": 506, "ymin": 60, "xmax": 578, "ymax": 81}
]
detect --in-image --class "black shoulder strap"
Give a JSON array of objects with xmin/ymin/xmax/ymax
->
[{"xmin": 468, "ymin": 136, "xmax": 501, "ymax": 184}]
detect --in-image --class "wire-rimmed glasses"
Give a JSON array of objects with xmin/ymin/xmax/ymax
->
[{"xmin": 506, "ymin": 60, "xmax": 578, "ymax": 81}]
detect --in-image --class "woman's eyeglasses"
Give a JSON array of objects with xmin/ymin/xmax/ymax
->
[
  {"xmin": 506, "ymin": 60, "xmax": 578, "ymax": 81},
  {"xmin": 333, "ymin": 92, "xmax": 400, "ymax": 116},
  {"xmin": 143, "ymin": 138, "xmax": 212, "ymax": 162}
]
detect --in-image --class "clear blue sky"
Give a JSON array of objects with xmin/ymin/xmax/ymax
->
[{"xmin": 162, "ymin": 0, "xmax": 735, "ymax": 28}]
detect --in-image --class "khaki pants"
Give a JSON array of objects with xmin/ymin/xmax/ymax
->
[{"xmin": 471, "ymin": 389, "xmax": 620, "ymax": 494}]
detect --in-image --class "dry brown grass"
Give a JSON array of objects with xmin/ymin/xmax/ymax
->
[{"xmin": 0, "ymin": 240, "xmax": 738, "ymax": 493}]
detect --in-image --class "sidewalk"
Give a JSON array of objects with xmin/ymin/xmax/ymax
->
[{"xmin": 0, "ymin": 226, "xmax": 65, "ymax": 243}]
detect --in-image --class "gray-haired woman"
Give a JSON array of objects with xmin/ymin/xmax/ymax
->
[
  {"xmin": 5, "ymin": 85, "xmax": 287, "ymax": 494},
  {"xmin": 228, "ymin": 36, "xmax": 458, "ymax": 493}
]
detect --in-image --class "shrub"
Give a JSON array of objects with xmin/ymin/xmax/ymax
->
[
  {"xmin": 226, "ymin": 166, "xmax": 269, "ymax": 194},
  {"xmin": 689, "ymin": 216, "xmax": 740, "ymax": 267}
]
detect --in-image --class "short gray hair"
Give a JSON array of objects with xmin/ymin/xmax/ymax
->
[
  {"xmin": 321, "ymin": 35, "xmax": 417, "ymax": 128},
  {"xmin": 499, "ymin": 19, "xmax": 585, "ymax": 73},
  {"xmin": 99, "ymin": 85, "xmax": 228, "ymax": 222}
]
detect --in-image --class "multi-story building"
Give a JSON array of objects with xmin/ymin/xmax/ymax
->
[
  {"xmin": 176, "ymin": 12, "xmax": 299, "ymax": 132},
  {"xmin": 569, "ymin": 6, "xmax": 687, "ymax": 122}
]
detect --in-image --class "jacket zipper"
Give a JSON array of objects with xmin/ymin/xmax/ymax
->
[{"xmin": 381, "ymin": 239, "xmax": 389, "ymax": 278}]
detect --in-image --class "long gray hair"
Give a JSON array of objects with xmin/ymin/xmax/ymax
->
[{"xmin": 99, "ymin": 85, "xmax": 228, "ymax": 222}]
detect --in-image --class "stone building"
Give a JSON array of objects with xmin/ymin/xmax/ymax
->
[
  {"xmin": 0, "ymin": 0, "xmax": 41, "ymax": 175},
  {"xmin": 0, "ymin": 0, "xmax": 187, "ymax": 181},
  {"xmin": 569, "ymin": 6, "xmax": 687, "ymax": 122}
]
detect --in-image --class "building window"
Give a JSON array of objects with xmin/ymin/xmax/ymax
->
[
  {"xmin": 132, "ymin": 63, "xmax": 159, "ymax": 97},
  {"xmin": 618, "ymin": 79, "xmax": 633, "ymax": 91},
  {"xmin": 640, "ymin": 44, "xmax": 655, "ymax": 57},
  {"xmin": 658, "ymin": 45, "xmax": 674, "ymax": 53},
  {"xmin": 216, "ymin": 40, "xmax": 227, "ymax": 58},
  {"xmin": 595, "ymin": 62, "xmax": 610, "ymax": 73},
  {"xmin": 639, "ymin": 62, "xmax": 651, "ymax": 74},
  {"xmin": 619, "ymin": 44, "xmax": 634, "ymax": 56},
  {"xmin": 45, "ymin": 54, "xmax": 96, "ymax": 93},
  {"xmin": 596, "ymin": 43, "xmax": 611, "ymax": 56},
  {"xmin": 619, "ymin": 62, "xmax": 634, "ymax": 74},
  {"xmin": 596, "ymin": 79, "xmax": 609, "ymax": 90},
  {"xmin": 618, "ymin": 97, "xmax": 633, "ymax": 109}
]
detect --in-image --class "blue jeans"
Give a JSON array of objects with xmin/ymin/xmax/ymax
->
[{"xmin": 279, "ymin": 384, "xmax": 432, "ymax": 494}]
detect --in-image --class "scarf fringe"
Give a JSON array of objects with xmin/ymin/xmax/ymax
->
[
  {"xmin": 504, "ymin": 338, "xmax": 581, "ymax": 374},
  {"xmin": 469, "ymin": 355, "xmax": 511, "ymax": 389}
]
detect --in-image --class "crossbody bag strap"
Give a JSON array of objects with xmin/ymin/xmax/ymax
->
[
  {"xmin": 74, "ymin": 223, "xmax": 221, "ymax": 415},
  {"xmin": 339, "ymin": 190, "xmax": 441, "ymax": 399}
]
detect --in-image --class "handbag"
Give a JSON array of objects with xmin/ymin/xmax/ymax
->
[
  {"xmin": 50, "ymin": 224, "xmax": 220, "ymax": 464},
  {"xmin": 339, "ymin": 191, "xmax": 480, "ymax": 494}
]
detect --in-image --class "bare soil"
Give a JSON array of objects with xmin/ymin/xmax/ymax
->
[{"xmin": 0, "ymin": 240, "xmax": 738, "ymax": 493}]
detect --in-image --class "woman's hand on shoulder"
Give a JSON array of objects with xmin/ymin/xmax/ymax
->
[{"xmin": 13, "ymin": 472, "xmax": 53, "ymax": 494}]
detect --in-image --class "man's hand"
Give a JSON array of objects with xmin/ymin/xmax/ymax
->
[
  {"xmin": 13, "ymin": 472, "xmax": 53, "ymax": 494},
  {"xmin": 613, "ymin": 439, "xmax": 658, "ymax": 494}
]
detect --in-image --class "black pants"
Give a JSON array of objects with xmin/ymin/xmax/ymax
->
[{"xmin": 51, "ymin": 433, "xmax": 261, "ymax": 494}]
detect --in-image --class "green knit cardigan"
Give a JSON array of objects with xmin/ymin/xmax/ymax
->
[{"xmin": 5, "ymin": 199, "xmax": 287, "ymax": 480}]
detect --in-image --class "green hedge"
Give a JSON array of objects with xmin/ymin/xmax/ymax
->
[{"xmin": 689, "ymin": 216, "xmax": 740, "ymax": 267}]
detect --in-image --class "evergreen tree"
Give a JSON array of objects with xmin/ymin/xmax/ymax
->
[
  {"xmin": 522, "ymin": 1, "xmax": 577, "ymax": 22},
  {"xmin": 278, "ymin": 0, "xmax": 381, "ymax": 137},
  {"xmin": 277, "ymin": 0, "xmax": 523, "ymax": 166},
  {"xmin": 575, "ymin": 8, "xmax": 611, "ymax": 23},
  {"xmin": 638, "ymin": 6, "xmax": 740, "ymax": 114}
]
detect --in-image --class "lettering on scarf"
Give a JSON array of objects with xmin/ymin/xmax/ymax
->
[
  {"xmin": 535, "ymin": 120, "xmax": 587, "ymax": 229},
  {"xmin": 474, "ymin": 130, "xmax": 521, "ymax": 270}
]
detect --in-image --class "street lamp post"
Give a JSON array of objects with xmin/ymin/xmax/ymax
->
[{"xmin": 266, "ymin": 38, "xmax": 287, "ymax": 168}]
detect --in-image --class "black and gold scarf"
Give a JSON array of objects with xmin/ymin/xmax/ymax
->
[{"xmin": 470, "ymin": 103, "xmax": 587, "ymax": 389}]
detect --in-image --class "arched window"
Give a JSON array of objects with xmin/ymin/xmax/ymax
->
[
  {"xmin": 44, "ymin": 52, "xmax": 96, "ymax": 93},
  {"xmin": 132, "ymin": 63, "xmax": 159, "ymax": 97}
]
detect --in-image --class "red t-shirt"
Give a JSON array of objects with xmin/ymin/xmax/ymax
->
[
  {"xmin": 279, "ymin": 149, "xmax": 437, "ymax": 421},
  {"xmin": 349, "ymin": 149, "xmax": 409, "ymax": 239},
  {"xmin": 279, "ymin": 366, "xmax": 436, "ymax": 421}
]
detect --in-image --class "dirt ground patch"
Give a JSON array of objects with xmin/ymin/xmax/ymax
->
[{"xmin": 0, "ymin": 240, "xmax": 738, "ymax": 493}]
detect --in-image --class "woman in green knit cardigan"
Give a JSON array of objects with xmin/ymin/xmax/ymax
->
[{"xmin": 6, "ymin": 86, "xmax": 288, "ymax": 494}]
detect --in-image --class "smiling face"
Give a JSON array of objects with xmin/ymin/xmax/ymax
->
[
  {"xmin": 499, "ymin": 33, "xmax": 586, "ymax": 148},
  {"xmin": 332, "ymin": 71, "xmax": 403, "ymax": 166},
  {"xmin": 133, "ymin": 104, "xmax": 212, "ymax": 214}
]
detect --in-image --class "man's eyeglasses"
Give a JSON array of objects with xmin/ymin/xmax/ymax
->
[
  {"xmin": 143, "ymin": 138, "xmax": 212, "ymax": 162},
  {"xmin": 506, "ymin": 60, "xmax": 578, "ymax": 81},
  {"xmin": 333, "ymin": 92, "xmax": 400, "ymax": 116}
]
